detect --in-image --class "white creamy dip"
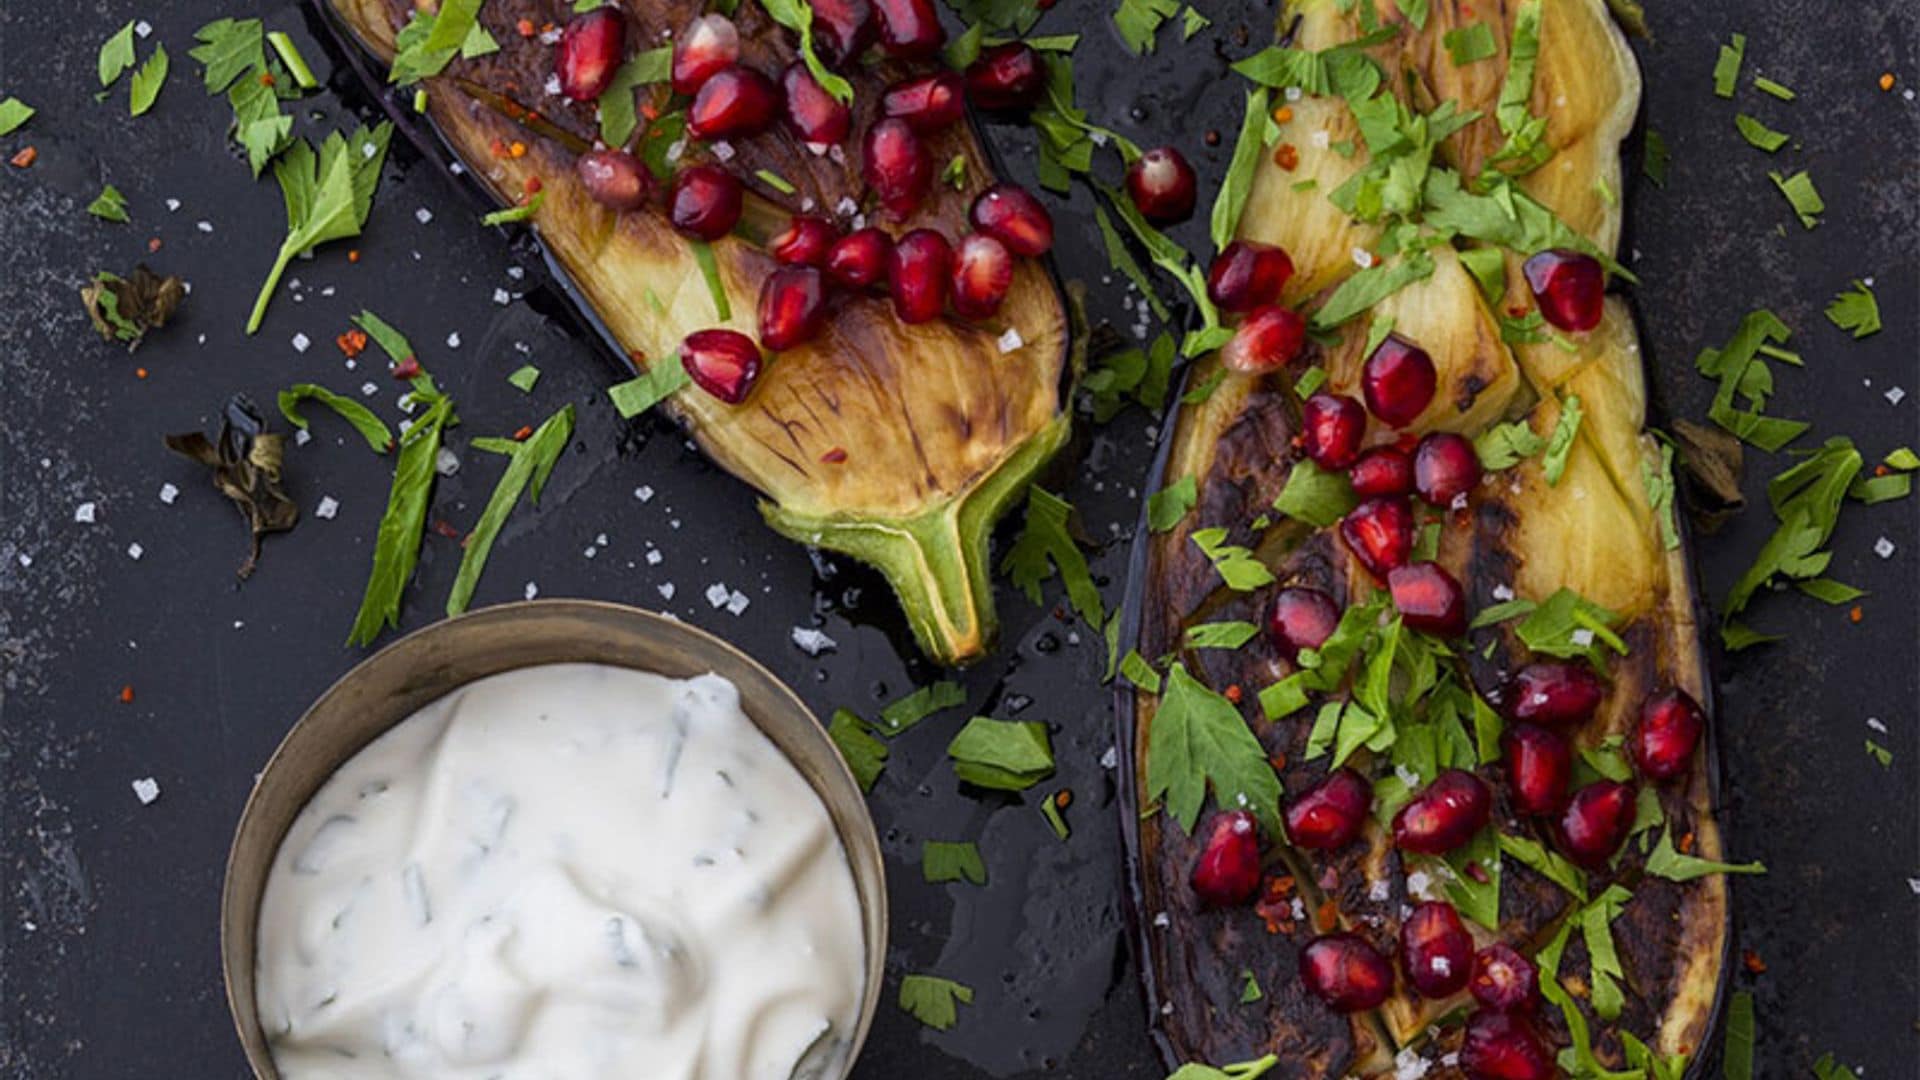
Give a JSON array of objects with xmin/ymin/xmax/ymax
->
[{"xmin": 255, "ymin": 664, "xmax": 866, "ymax": 1079}]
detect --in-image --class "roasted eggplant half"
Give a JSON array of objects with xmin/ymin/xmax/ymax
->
[
  {"xmin": 325, "ymin": 0, "xmax": 1072, "ymax": 665},
  {"xmin": 1121, "ymin": 2, "xmax": 1732, "ymax": 1075}
]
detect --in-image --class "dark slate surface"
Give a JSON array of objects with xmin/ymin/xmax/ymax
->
[{"xmin": 0, "ymin": 1, "xmax": 1914, "ymax": 1077}]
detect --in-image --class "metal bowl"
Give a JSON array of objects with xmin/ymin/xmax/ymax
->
[{"xmin": 220, "ymin": 599, "xmax": 888, "ymax": 1077}]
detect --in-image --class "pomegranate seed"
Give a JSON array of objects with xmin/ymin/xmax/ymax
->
[
  {"xmin": 1284, "ymin": 767, "xmax": 1372, "ymax": 850},
  {"xmin": 688, "ymin": 65, "xmax": 781, "ymax": 139},
  {"xmin": 1633, "ymin": 688, "xmax": 1705, "ymax": 781},
  {"xmin": 1300, "ymin": 933, "xmax": 1395, "ymax": 1013},
  {"xmin": 965, "ymin": 42, "xmax": 1046, "ymax": 110},
  {"xmin": 1413, "ymin": 432, "xmax": 1483, "ymax": 506},
  {"xmin": 668, "ymin": 165, "xmax": 743, "ymax": 240},
  {"xmin": 1221, "ymin": 305, "xmax": 1307, "ymax": 375},
  {"xmin": 1469, "ymin": 943, "xmax": 1540, "ymax": 1013},
  {"xmin": 826, "ymin": 227, "xmax": 893, "ymax": 289},
  {"xmin": 555, "ymin": 8, "xmax": 626, "ymax": 102},
  {"xmin": 1507, "ymin": 661, "xmax": 1605, "ymax": 726},
  {"xmin": 1388, "ymin": 562, "xmax": 1468, "ymax": 638},
  {"xmin": 1125, "ymin": 146, "xmax": 1198, "ymax": 223},
  {"xmin": 680, "ymin": 328, "xmax": 763, "ymax": 404},
  {"xmin": 808, "ymin": 0, "xmax": 876, "ymax": 67},
  {"xmin": 1462, "ymin": 1009, "xmax": 1556, "ymax": 1080},
  {"xmin": 1523, "ymin": 249, "xmax": 1606, "ymax": 333},
  {"xmin": 757, "ymin": 266, "xmax": 828, "ymax": 351},
  {"xmin": 969, "ymin": 184, "xmax": 1054, "ymax": 256},
  {"xmin": 1401, "ymin": 901, "xmax": 1474, "ymax": 998},
  {"xmin": 1340, "ymin": 496, "xmax": 1414, "ymax": 581},
  {"xmin": 575, "ymin": 148, "xmax": 651, "ymax": 211},
  {"xmin": 881, "ymin": 71, "xmax": 966, "ymax": 133},
  {"xmin": 863, "ymin": 117, "xmax": 932, "ymax": 220},
  {"xmin": 872, "ymin": 0, "xmax": 945, "ymax": 58},
  {"xmin": 1299, "ymin": 392, "xmax": 1366, "ymax": 470},
  {"xmin": 782, "ymin": 62, "xmax": 851, "ymax": 144},
  {"xmin": 1361, "ymin": 334, "xmax": 1437, "ymax": 428},
  {"xmin": 771, "ymin": 215, "xmax": 840, "ymax": 267},
  {"xmin": 1189, "ymin": 810, "xmax": 1262, "ymax": 907},
  {"xmin": 950, "ymin": 233, "xmax": 1013, "ymax": 319},
  {"xmin": 671, "ymin": 14, "xmax": 739, "ymax": 97},
  {"xmin": 1558, "ymin": 780, "xmax": 1636, "ymax": 867},
  {"xmin": 1348, "ymin": 446, "xmax": 1414, "ymax": 497},
  {"xmin": 1268, "ymin": 586, "xmax": 1341, "ymax": 660},
  {"xmin": 1392, "ymin": 769, "xmax": 1491, "ymax": 855},
  {"xmin": 889, "ymin": 228, "xmax": 951, "ymax": 324},
  {"xmin": 1501, "ymin": 724, "xmax": 1572, "ymax": 817},
  {"xmin": 1207, "ymin": 241, "xmax": 1295, "ymax": 313}
]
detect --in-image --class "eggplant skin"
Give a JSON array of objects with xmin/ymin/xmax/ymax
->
[
  {"xmin": 327, "ymin": 0, "xmax": 1072, "ymax": 665},
  {"xmin": 1123, "ymin": 1, "xmax": 1728, "ymax": 1074}
]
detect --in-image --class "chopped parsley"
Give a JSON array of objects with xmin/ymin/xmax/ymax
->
[
  {"xmin": 597, "ymin": 46, "xmax": 672, "ymax": 147},
  {"xmin": 1824, "ymin": 279, "xmax": 1882, "ymax": 338},
  {"xmin": 1733, "ymin": 113, "xmax": 1789, "ymax": 152},
  {"xmin": 1166, "ymin": 1056, "xmax": 1279, "ymax": 1080},
  {"xmin": 507, "ymin": 364, "xmax": 541, "ymax": 392},
  {"xmin": 1769, "ymin": 168, "xmax": 1824, "ymax": 229},
  {"xmin": 1724, "ymin": 436, "xmax": 1861, "ymax": 626},
  {"xmin": 1476, "ymin": 418, "xmax": 1548, "ymax": 471},
  {"xmin": 1488, "ymin": 0, "xmax": 1547, "ymax": 171},
  {"xmin": 947, "ymin": 717, "xmax": 1055, "ymax": 791},
  {"xmin": 1113, "ymin": 0, "xmax": 1182, "ymax": 55},
  {"xmin": 898, "ymin": 974, "xmax": 973, "ymax": 1030},
  {"xmin": 129, "ymin": 44, "xmax": 169, "ymax": 117},
  {"xmin": 1697, "ymin": 309, "xmax": 1808, "ymax": 450},
  {"xmin": 1184, "ymin": 621, "xmax": 1260, "ymax": 650},
  {"xmin": 277, "ymin": 384, "xmax": 395, "ymax": 454},
  {"xmin": 1001, "ymin": 485, "xmax": 1104, "ymax": 626},
  {"xmin": 1722, "ymin": 990, "xmax": 1756, "ymax": 1080},
  {"xmin": 1181, "ymin": 5, "xmax": 1210, "ymax": 38},
  {"xmin": 1311, "ymin": 252, "xmax": 1436, "ymax": 330},
  {"xmin": 0, "ymin": 97, "xmax": 32, "ymax": 135},
  {"xmin": 1271, "ymin": 460, "xmax": 1357, "ymax": 527},
  {"xmin": 1712, "ymin": 33, "xmax": 1746, "ymax": 98},
  {"xmin": 1147, "ymin": 474, "xmax": 1198, "ymax": 532},
  {"xmin": 248, "ymin": 124, "xmax": 393, "ymax": 334},
  {"xmin": 608, "ymin": 357, "xmax": 691, "ymax": 417},
  {"xmin": 1085, "ymin": 331, "xmax": 1176, "ymax": 420},
  {"xmin": 1121, "ymin": 650, "xmax": 1163, "ymax": 693},
  {"xmin": 99, "ymin": 22, "xmax": 138, "ymax": 87},
  {"xmin": 1753, "ymin": 75, "xmax": 1795, "ymax": 101},
  {"xmin": 941, "ymin": 153, "xmax": 967, "ymax": 190},
  {"xmin": 828, "ymin": 709, "xmax": 888, "ymax": 792},
  {"xmin": 480, "ymin": 192, "xmax": 544, "ymax": 225},
  {"xmin": 449, "ymin": 405, "xmax": 575, "ymax": 615},
  {"xmin": 1191, "ymin": 527, "xmax": 1275, "ymax": 590},
  {"xmin": 1541, "ymin": 394, "xmax": 1583, "ymax": 486},
  {"xmin": 87, "ymin": 184, "xmax": 130, "ymax": 223},
  {"xmin": 1144, "ymin": 664, "xmax": 1284, "ymax": 836},
  {"xmin": 1209, "ymin": 88, "xmax": 1270, "ymax": 254},
  {"xmin": 1580, "ymin": 884, "xmax": 1633, "ymax": 1020},
  {"xmin": 1644, "ymin": 440, "xmax": 1682, "ymax": 550},
  {"xmin": 1237, "ymin": 969, "xmax": 1262, "ymax": 1004},
  {"xmin": 1644, "ymin": 826, "xmax": 1766, "ymax": 882},
  {"xmin": 387, "ymin": 0, "xmax": 491, "ymax": 85},
  {"xmin": 1498, "ymin": 831, "xmax": 1587, "ymax": 901},
  {"xmin": 689, "ymin": 240, "xmax": 731, "ymax": 320},
  {"xmin": 877, "ymin": 680, "xmax": 966, "ymax": 735},
  {"xmin": 922, "ymin": 840, "xmax": 987, "ymax": 885},
  {"xmin": 759, "ymin": 0, "xmax": 853, "ymax": 103},
  {"xmin": 1867, "ymin": 739, "xmax": 1893, "ymax": 767},
  {"xmin": 1442, "ymin": 22, "xmax": 1497, "ymax": 65},
  {"xmin": 1642, "ymin": 128, "xmax": 1670, "ymax": 186}
]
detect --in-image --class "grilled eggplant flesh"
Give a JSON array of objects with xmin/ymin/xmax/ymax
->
[
  {"xmin": 327, "ymin": 0, "xmax": 1072, "ymax": 665},
  {"xmin": 1126, "ymin": 2, "xmax": 1728, "ymax": 1075}
]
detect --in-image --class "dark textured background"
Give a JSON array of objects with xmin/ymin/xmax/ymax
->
[{"xmin": 1, "ymin": 1, "xmax": 1914, "ymax": 1076}]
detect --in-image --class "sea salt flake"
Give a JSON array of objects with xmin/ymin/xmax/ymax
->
[
  {"xmin": 791, "ymin": 627, "xmax": 837, "ymax": 655},
  {"xmin": 657, "ymin": 582, "xmax": 676, "ymax": 600},
  {"xmin": 1867, "ymin": 717, "xmax": 1888, "ymax": 734},
  {"xmin": 706, "ymin": 583, "xmax": 731, "ymax": 608},
  {"xmin": 415, "ymin": 207, "xmax": 434, "ymax": 224},
  {"xmin": 493, "ymin": 288, "xmax": 512, "ymax": 306},
  {"xmin": 524, "ymin": 581, "xmax": 539, "ymax": 600},
  {"xmin": 315, "ymin": 496, "xmax": 339, "ymax": 520},
  {"xmin": 16, "ymin": 554, "xmax": 28, "ymax": 568},
  {"xmin": 634, "ymin": 485, "xmax": 655, "ymax": 502},
  {"xmin": 1368, "ymin": 879, "xmax": 1391, "ymax": 903},
  {"xmin": 711, "ymin": 140, "xmax": 735, "ymax": 162},
  {"xmin": 164, "ymin": 197, "xmax": 180, "ymax": 212},
  {"xmin": 1571, "ymin": 628, "xmax": 1595, "ymax": 646},
  {"xmin": 74, "ymin": 502, "xmax": 97, "ymax": 524},
  {"xmin": 292, "ymin": 332, "xmax": 311, "ymax": 353},
  {"xmin": 1875, "ymin": 536, "xmax": 1896, "ymax": 559},
  {"xmin": 126, "ymin": 542, "xmax": 144, "ymax": 560},
  {"xmin": 1393, "ymin": 1048, "xmax": 1432, "ymax": 1080},
  {"xmin": 158, "ymin": 483, "xmax": 178, "ymax": 505},
  {"xmin": 1887, "ymin": 386, "xmax": 1906, "ymax": 405},
  {"xmin": 997, "ymin": 327, "xmax": 1024, "ymax": 354},
  {"xmin": 361, "ymin": 381, "xmax": 379, "ymax": 397},
  {"xmin": 196, "ymin": 220, "xmax": 214, "ymax": 233},
  {"xmin": 435, "ymin": 447, "xmax": 460, "ymax": 476},
  {"xmin": 1152, "ymin": 912, "xmax": 1171, "ymax": 928},
  {"xmin": 295, "ymin": 428, "xmax": 312, "ymax": 446},
  {"xmin": 446, "ymin": 331, "xmax": 462, "ymax": 349},
  {"xmin": 131, "ymin": 778, "xmax": 161, "ymax": 805},
  {"xmin": 726, "ymin": 590, "xmax": 750, "ymax": 615},
  {"xmin": 1492, "ymin": 583, "xmax": 1515, "ymax": 601},
  {"xmin": 645, "ymin": 549, "xmax": 663, "ymax": 566}
]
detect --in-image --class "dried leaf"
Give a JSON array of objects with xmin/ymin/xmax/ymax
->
[
  {"xmin": 1672, "ymin": 419, "xmax": 1745, "ymax": 533},
  {"xmin": 163, "ymin": 395, "xmax": 299, "ymax": 578},
  {"xmin": 81, "ymin": 264, "xmax": 185, "ymax": 350}
]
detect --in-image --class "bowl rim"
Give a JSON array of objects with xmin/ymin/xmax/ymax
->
[{"xmin": 220, "ymin": 598, "xmax": 888, "ymax": 1077}]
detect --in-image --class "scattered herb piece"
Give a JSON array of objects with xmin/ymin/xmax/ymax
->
[
  {"xmin": 597, "ymin": 46, "xmax": 672, "ymax": 147},
  {"xmin": 1441, "ymin": 829, "xmax": 1501, "ymax": 930},
  {"xmin": 1181, "ymin": 6, "xmax": 1210, "ymax": 38},
  {"xmin": 923, "ymin": 840, "xmax": 987, "ymax": 885},
  {"xmin": 1795, "ymin": 578, "xmax": 1865, "ymax": 605},
  {"xmin": 100, "ymin": 22, "xmax": 138, "ymax": 87},
  {"xmin": 1541, "ymin": 394, "xmax": 1583, "ymax": 486},
  {"xmin": 1272, "ymin": 460, "xmax": 1357, "ymax": 527},
  {"xmin": 130, "ymin": 45, "xmax": 170, "ymax": 117},
  {"xmin": 1476, "ymin": 418, "xmax": 1548, "ymax": 471},
  {"xmin": 1722, "ymin": 990, "xmax": 1755, "ymax": 1080},
  {"xmin": 1191, "ymin": 527, "xmax": 1275, "ymax": 591},
  {"xmin": 1148, "ymin": 474, "xmax": 1198, "ymax": 532},
  {"xmin": 947, "ymin": 716, "xmax": 1055, "ymax": 791},
  {"xmin": 1114, "ymin": 0, "xmax": 1182, "ymax": 55},
  {"xmin": 248, "ymin": 124, "xmax": 393, "ymax": 334},
  {"xmin": 1645, "ymin": 826, "xmax": 1766, "ymax": 882},
  {"xmin": 1001, "ymin": 486, "xmax": 1103, "ymax": 626},
  {"xmin": 267, "ymin": 30, "xmax": 319, "ymax": 90},
  {"xmin": 608, "ymin": 357, "xmax": 691, "ymax": 417},
  {"xmin": 1237, "ymin": 970, "xmax": 1262, "ymax": 1004},
  {"xmin": 1768, "ymin": 168, "xmax": 1823, "ymax": 229},
  {"xmin": 1733, "ymin": 113, "xmax": 1789, "ymax": 152},
  {"xmin": 1041, "ymin": 790, "xmax": 1071, "ymax": 839},
  {"xmin": 1712, "ymin": 33, "xmax": 1746, "ymax": 98},
  {"xmin": 1824, "ymin": 279, "xmax": 1881, "ymax": 338},
  {"xmin": 1698, "ymin": 309, "xmax": 1808, "ymax": 450},
  {"xmin": 81, "ymin": 265, "xmax": 185, "ymax": 349},
  {"xmin": 1311, "ymin": 252, "xmax": 1435, "ymax": 330},
  {"xmin": 507, "ymin": 364, "xmax": 541, "ymax": 392},
  {"xmin": 898, "ymin": 975, "xmax": 973, "ymax": 1031},
  {"xmin": 1120, "ymin": 650, "xmax": 1162, "ymax": 693},
  {"xmin": 1488, "ymin": 0, "xmax": 1547, "ymax": 171},
  {"xmin": 1578, "ymin": 884, "xmax": 1633, "ymax": 1020},
  {"xmin": 1753, "ymin": 75, "xmax": 1795, "ymax": 101},
  {"xmin": 87, "ymin": 184, "xmax": 130, "ymax": 223},
  {"xmin": 1497, "ymin": 831, "xmax": 1588, "ymax": 901},
  {"xmin": 941, "ymin": 153, "xmax": 967, "ymax": 189},
  {"xmin": 190, "ymin": 18, "xmax": 264, "ymax": 90},
  {"xmin": 1184, "ymin": 621, "xmax": 1260, "ymax": 650},
  {"xmin": 1442, "ymin": 23, "xmax": 1497, "ymax": 65},
  {"xmin": 1866, "ymin": 739, "xmax": 1893, "ymax": 767},
  {"xmin": 1642, "ymin": 128, "xmax": 1670, "ymax": 185},
  {"xmin": 0, "ymin": 97, "xmax": 32, "ymax": 135},
  {"xmin": 878, "ymin": 680, "xmax": 966, "ymax": 735},
  {"xmin": 1144, "ymin": 664, "xmax": 1285, "ymax": 836},
  {"xmin": 480, "ymin": 192, "xmax": 545, "ymax": 225},
  {"xmin": 1085, "ymin": 332, "xmax": 1175, "ymax": 419},
  {"xmin": 163, "ymin": 395, "xmax": 300, "ymax": 579},
  {"xmin": 689, "ymin": 240, "xmax": 732, "ymax": 321},
  {"xmin": 387, "ymin": 0, "xmax": 488, "ymax": 85},
  {"xmin": 1516, "ymin": 587, "xmax": 1625, "ymax": 665},
  {"xmin": 1210, "ymin": 88, "xmax": 1270, "ymax": 254},
  {"xmin": 1643, "ymin": 440, "xmax": 1681, "ymax": 550},
  {"xmin": 1094, "ymin": 205, "xmax": 1170, "ymax": 321},
  {"xmin": 1811, "ymin": 1055, "xmax": 1859, "ymax": 1080},
  {"xmin": 448, "ymin": 405, "xmax": 574, "ymax": 615},
  {"xmin": 1165, "ymin": 1054, "xmax": 1279, "ymax": 1080},
  {"xmin": 1724, "ymin": 436, "xmax": 1861, "ymax": 624},
  {"xmin": 828, "ymin": 709, "xmax": 888, "ymax": 792},
  {"xmin": 277, "ymin": 384, "xmax": 395, "ymax": 453},
  {"xmin": 760, "ymin": 0, "xmax": 855, "ymax": 104}
]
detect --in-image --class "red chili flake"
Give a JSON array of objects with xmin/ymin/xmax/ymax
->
[
  {"xmin": 640, "ymin": 100, "xmax": 659, "ymax": 121},
  {"xmin": 337, "ymin": 329, "xmax": 368, "ymax": 357},
  {"xmin": 391, "ymin": 356, "xmax": 422, "ymax": 380},
  {"xmin": 1203, "ymin": 130, "xmax": 1221, "ymax": 147},
  {"xmin": 147, "ymin": 237, "xmax": 162, "ymax": 253},
  {"xmin": 820, "ymin": 447, "xmax": 848, "ymax": 463},
  {"xmin": 1255, "ymin": 875, "xmax": 1296, "ymax": 934},
  {"xmin": 1742, "ymin": 948, "xmax": 1768, "ymax": 974},
  {"xmin": 515, "ymin": 17, "xmax": 535, "ymax": 36},
  {"xmin": 524, "ymin": 175, "xmax": 543, "ymax": 194},
  {"xmin": 1850, "ymin": 605, "xmax": 1865, "ymax": 624},
  {"xmin": 540, "ymin": 21, "xmax": 556, "ymax": 33},
  {"xmin": 10, "ymin": 146, "xmax": 37, "ymax": 168},
  {"xmin": 347, "ymin": 249, "xmax": 361, "ymax": 263},
  {"xmin": 432, "ymin": 519, "xmax": 462, "ymax": 539},
  {"xmin": 1879, "ymin": 72, "xmax": 1897, "ymax": 92},
  {"xmin": 1268, "ymin": 751, "xmax": 1287, "ymax": 770},
  {"xmin": 118, "ymin": 685, "xmax": 134, "ymax": 704},
  {"xmin": 1272, "ymin": 105, "xmax": 1294, "ymax": 124},
  {"xmin": 1272, "ymin": 144, "xmax": 1299, "ymax": 170},
  {"xmin": 1874, "ymin": 464, "xmax": 1891, "ymax": 477},
  {"xmin": 1678, "ymin": 830, "xmax": 1696, "ymax": 854},
  {"xmin": 490, "ymin": 137, "xmax": 510, "ymax": 158},
  {"xmin": 134, "ymin": 367, "xmax": 148, "ymax": 379},
  {"xmin": 509, "ymin": 141, "xmax": 528, "ymax": 159},
  {"xmin": 1313, "ymin": 898, "xmax": 1339, "ymax": 932},
  {"xmin": 1224, "ymin": 684, "xmax": 1244, "ymax": 704},
  {"xmin": 512, "ymin": 424, "xmax": 534, "ymax": 441},
  {"xmin": 1508, "ymin": 303, "xmax": 1530, "ymax": 318},
  {"xmin": 1054, "ymin": 788, "xmax": 1073, "ymax": 809}
]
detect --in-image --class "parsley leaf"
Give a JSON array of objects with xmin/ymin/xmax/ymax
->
[
  {"xmin": 1867, "ymin": 739, "xmax": 1893, "ymax": 767},
  {"xmin": 877, "ymin": 680, "xmax": 966, "ymax": 735},
  {"xmin": 1121, "ymin": 649, "xmax": 1163, "ymax": 692},
  {"xmin": 608, "ymin": 357, "xmax": 691, "ymax": 417},
  {"xmin": 1824, "ymin": 279, "xmax": 1882, "ymax": 338},
  {"xmin": 1812, "ymin": 1055, "xmax": 1859, "ymax": 1080},
  {"xmin": 1712, "ymin": 33, "xmax": 1746, "ymax": 98},
  {"xmin": 1579, "ymin": 884, "xmax": 1633, "ymax": 1021},
  {"xmin": 1722, "ymin": 990, "xmax": 1756, "ymax": 1080},
  {"xmin": 898, "ymin": 975, "xmax": 973, "ymax": 1031},
  {"xmin": 1114, "ymin": 0, "xmax": 1181, "ymax": 54},
  {"xmin": 1476, "ymin": 418, "xmax": 1547, "ymax": 470},
  {"xmin": 1497, "ymin": 831, "xmax": 1587, "ymax": 901},
  {"xmin": 1210, "ymin": 87, "xmax": 1270, "ymax": 254},
  {"xmin": 130, "ymin": 44, "xmax": 169, "ymax": 117},
  {"xmin": 1145, "ymin": 664, "xmax": 1284, "ymax": 836},
  {"xmin": 1516, "ymin": 587, "xmax": 1626, "ymax": 665},
  {"xmin": 1237, "ymin": 970, "xmax": 1263, "ymax": 1004},
  {"xmin": 87, "ymin": 184, "xmax": 130, "ymax": 223},
  {"xmin": 191, "ymin": 19, "xmax": 304, "ymax": 175},
  {"xmin": 1094, "ymin": 205, "xmax": 1170, "ymax": 320},
  {"xmin": 1086, "ymin": 332, "xmax": 1175, "ymax": 419},
  {"xmin": 1734, "ymin": 113, "xmax": 1789, "ymax": 152},
  {"xmin": 1645, "ymin": 826, "xmax": 1766, "ymax": 882},
  {"xmin": 761, "ymin": 0, "xmax": 854, "ymax": 104},
  {"xmin": 189, "ymin": 17, "xmax": 263, "ymax": 92},
  {"xmin": 1769, "ymin": 168, "xmax": 1824, "ymax": 229},
  {"xmin": 1311, "ymin": 252, "xmax": 1436, "ymax": 330},
  {"xmin": 248, "ymin": 124, "xmax": 393, "ymax": 334},
  {"xmin": 1000, "ymin": 486, "xmax": 1103, "ymax": 626},
  {"xmin": 1488, "ymin": 1, "xmax": 1547, "ymax": 172},
  {"xmin": 1541, "ymin": 393, "xmax": 1582, "ymax": 486},
  {"xmin": 388, "ymin": 0, "xmax": 486, "ymax": 85},
  {"xmin": 1699, "ymin": 308, "xmax": 1808, "ymax": 450},
  {"xmin": 1191, "ymin": 527, "xmax": 1275, "ymax": 590},
  {"xmin": 99, "ymin": 22, "xmax": 138, "ymax": 87},
  {"xmin": 447, "ymin": 405, "xmax": 575, "ymax": 615},
  {"xmin": 277, "ymin": 384, "xmax": 395, "ymax": 453},
  {"xmin": 828, "ymin": 709, "xmax": 888, "ymax": 792},
  {"xmin": 480, "ymin": 191, "xmax": 544, "ymax": 226},
  {"xmin": 1166, "ymin": 1057, "xmax": 1279, "ymax": 1080},
  {"xmin": 1644, "ymin": 440, "xmax": 1681, "ymax": 550},
  {"xmin": 1442, "ymin": 23, "xmax": 1498, "ymax": 65},
  {"xmin": 1441, "ymin": 828, "xmax": 1501, "ymax": 929},
  {"xmin": 0, "ymin": 97, "xmax": 32, "ymax": 135},
  {"xmin": 507, "ymin": 364, "xmax": 541, "ymax": 392},
  {"xmin": 923, "ymin": 840, "xmax": 987, "ymax": 885},
  {"xmin": 1148, "ymin": 474, "xmax": 1197, "ymax": 532},
  {"xmin": 1271, "ymin": 460, "xmax": 1357, "ymax": 527},
  {"xmin": 1185, "ymin": 621, "xmax": 1260, "ymax": 650},
  {"xmin": 1725, "ymin": 436, "xmax": 1860, "ymax": 619},
  {"xmin": 1181, "ymin": 6, "xmax": 1210, "ymax": 38},
  {"xmin": 597, "ymin": 46, "xmax": 672, "ymax": 147},
  {"xmin": 947, "ymin": 717, "xmax": 1055, "ymax": 791},
  {"xmin": 1642, "ymin": 128, "xmax": 1670, "ymax": 186}
]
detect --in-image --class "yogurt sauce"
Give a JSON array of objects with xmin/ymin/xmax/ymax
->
[{"xmin": 255, "ymin": 664, "xmax": 867, "ymax": 1079}]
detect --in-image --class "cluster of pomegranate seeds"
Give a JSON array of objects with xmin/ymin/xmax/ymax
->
[
  {"xmin": 1267, "ymin": 585, "xmax": 1341, "ymax": 660},
  {"xmin": 1558, "ymin": 779, "xmax": 1637, "ymax": 867},
  {"xmin": 1362, "ymin": 333, "xmax": 1438, "ymax": 428},
  {"xmin": 680, "ymin": 328, "xmax": 763, "ymax": 404},
  {"xmin": 668, "ymin": 165, "xmax": 744, "ymax": 240},
  {"xmin": 889, "ymin": 229, "xmax": 952, "ymax": 323},
  {"xmin": 576, "ymin": 148, "xmax": 650, "ymax": 210},
  {"xmin": 1633, "ymin": 687, "xmax": 1705, "ymax": 779},
  {"xmin": 1340, "ymin": 496, "xmax": 1414, "ymax": 581},
  {"xmin": 556, "ymin": 7, "xmax": 625, "ymax": 101},
  {"xmin": 873, "ymin": 0, "xmax": 946, "ymax": 58},
  {"xmin": 1349, "ymin": 445, "xmax": 1413, "ymax": 497},
  {"xmin": 964, "ymin": 43, "xmax": 1046, "ymax": 110},
  {"xmin": 1523, "ymin": 249, "xmax": 1606, "ymax": 332},
  {"xmin": 1401, "ymin": 901, "xmax": 1474, "ymax": 998},
  {"xmin": 1462, "ymin": 1009, "xmax": 1556, "ymax": 1080},
  {"xmin": 827, "ymin": 227, "xmax": 893, "ymax": 289},
  {"xmin": 1501, "ymin": 724, "xmax": 1573, "ymax": 816},
  {"xmin": 1413, "ymin": 432, "xmax": 1482, "ymax": 506},
  {"xmin": 1392, "ymin": 769, "xmax": 1492, "ymax": 855},
  {"xmin": 771, "ymin": 215, "xmax": 839, "ymax": 267},
  {"xmin": 1507, "ymin": 660, "xmax": 1605, "ymax": 726},
  {"xmin": 950, "ymin": 234, "xmax": 1014, "ymax": 319},
  {"xmin": 1388, "ymin": 562, "xmax": 1467, "ymax": 637},
  {"xmin": 881, "ymin": 71, "xmax": 966, "ymax": 132},
  {"xmin": 970, "ymin": 184, "xmax": 1055, "ymax": 256},
  {"xmin": 1283, "ymin": 768, "xmax": 1372, "ymax": 850},
  {"xmin": 1207, "ymin": 240, "xmax": 1294, "ymax": 313},
  {"xmin": 1300, "ymin": 392, "xmax": 1367, "ymax": 469},
  {"xmin": 863, "ymin": 117, "xmax": 933, "ymax": 221},
  {"xmin": 1300, "ymin": 933, "xmax": 1394, "ymax": 1012},
  {"xmin": 670, "ymin": 14, "xmax": 739, "ymax": 96},
  {"xmin": 782, "ymin": 62, "xmax": 851, "ymax": 144},
  {"xmin": 1220, "ymin": 305, "xmax": 1307, "ymax": 374},
  {"xmin": 1189, "ymin": 811, "xmax": 1263, "ymax": 907},
  {"xmin": 1469, "ymin": 943, "xmax": 1540, "ymax": 1012},
  {"xmin": 757, "ymin": 266, "xmax": 828, "ymax": 351},
  {"xmin": 1125, "ymin": 146, "xmax": 1198, "ymax": 223}
]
